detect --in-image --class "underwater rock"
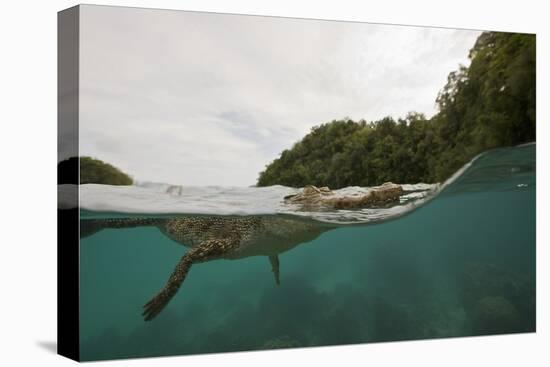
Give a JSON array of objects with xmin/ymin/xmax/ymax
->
[
  {"xmin": 284, "ymin": 182, "xmax": 403, "ymax": 210},
  {"xmin": 473, "ymin": 296, "xmax": 520, "ymax": 334},
  {"xmin": 459, "ymin": 262, "xmax": 535, "ymax": 334},
  {"xmin": 261, "ymin": 335, "xmax": 301, "ymax": 349},
  {"xmin": 460, "ymin": 263, "xmax": 532, "ymax": 306}
]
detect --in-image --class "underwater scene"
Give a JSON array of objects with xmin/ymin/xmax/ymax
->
[{"xmin": 78, "ymin": 143, "xmax": 535, "ymax": 361}]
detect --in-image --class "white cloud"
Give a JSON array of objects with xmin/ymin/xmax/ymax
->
[{"xmin": 79, "ymin": 5, "xmax": 481, "ymax": 186}]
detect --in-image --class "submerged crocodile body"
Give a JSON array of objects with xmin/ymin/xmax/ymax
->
[{"xmin": 81, "ymin": 216, "xmax": 334, "ymax": 321}]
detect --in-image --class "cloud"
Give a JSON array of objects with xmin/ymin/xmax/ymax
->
[{"xmin": 79, "ymin": 5, "xmax": 481, "ymax": 186}]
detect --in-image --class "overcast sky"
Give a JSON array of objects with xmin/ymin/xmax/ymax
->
[{"xmin": 79, "ymin": 5, "xmax": 481, "ymax": 186}]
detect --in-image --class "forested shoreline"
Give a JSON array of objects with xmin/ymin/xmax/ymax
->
[
  {"xmin": 257, "ymin": 31, "xmax": 535, "ymax": 188},
  {"xmin": 80, "ymin": 157, "xmax": 133, "ymax": 185},
  {"xmin": 58, "ymin": 156, "xmax": 133, "ymax": 185}
]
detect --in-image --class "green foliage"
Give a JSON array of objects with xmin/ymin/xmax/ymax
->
[
  {"xmin": 257, "ymin": 31, "xmax": 535, "ymax": 188},
  {"xmin": 80, "ymin": 156, "xmax": 133, "ymax": 185}
]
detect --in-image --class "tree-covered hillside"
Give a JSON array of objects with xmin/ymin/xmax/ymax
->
[
  {"xmin": 80, "ymin": 157, "xmax": 133, "ymax": 185},
  {"xmin": 257, "ymin": 31, "xmax": 535, "ymax": 188},
  {"xmin": 58, "ymin": 156, "xmax": 133, "ymax": 185}
]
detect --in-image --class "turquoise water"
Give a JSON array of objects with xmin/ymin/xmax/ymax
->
[{"xmin": 79, "ymin": 144, "xmax": 535, "ymax": 361}]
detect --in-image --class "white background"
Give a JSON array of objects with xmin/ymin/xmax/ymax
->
[{"xmin": 0, "ymin": 0, "xmax": 548, "ymax": 366}]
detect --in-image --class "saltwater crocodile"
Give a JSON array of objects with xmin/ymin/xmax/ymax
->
[
  {"xmin": 80, "ymin": 183, "xmax": 405, "ymax": 321},
  {"xmin": 284, "ymin": 182, "xmax": 403, "ymax": 209},
  {"xmin": 81, "ymin": 215, "xmax": 335, "ymax": 321}
]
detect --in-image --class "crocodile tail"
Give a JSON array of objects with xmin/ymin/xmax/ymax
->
[{"xmin": 80, "ymin": 217, "xmax": 165, "ymax": 239}]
